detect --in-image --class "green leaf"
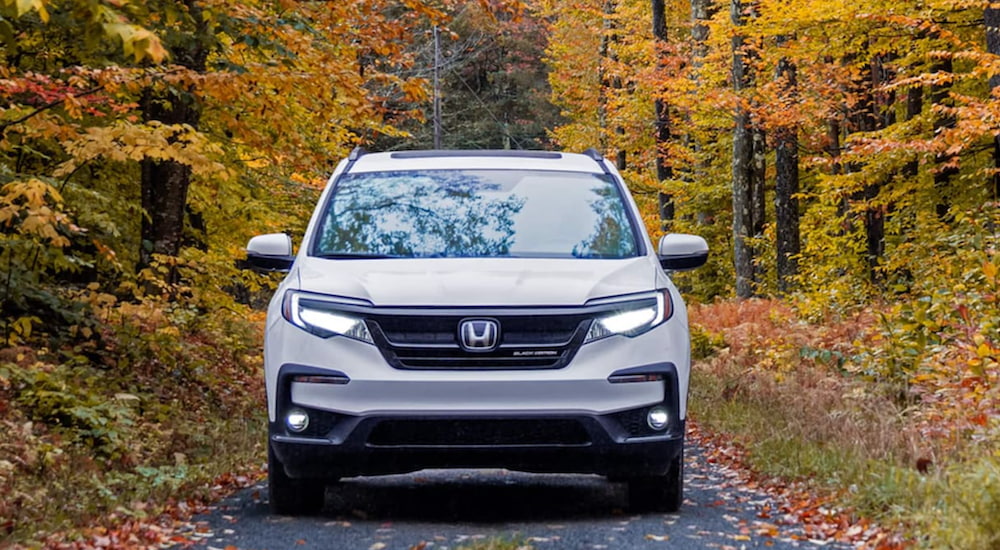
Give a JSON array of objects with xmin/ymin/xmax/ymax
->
[{"xmin": 14, "ymin": 0, "xmax": 47, "ymax": 22}]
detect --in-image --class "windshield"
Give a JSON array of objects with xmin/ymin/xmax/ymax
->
[{"xmin": 311, "ymin": 169, "xmax": 640, "ymax": 259}]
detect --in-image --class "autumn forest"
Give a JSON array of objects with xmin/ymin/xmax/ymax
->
[{"xmin": 1, "ymin": 0, "xmax": 999, "ymax": 547}]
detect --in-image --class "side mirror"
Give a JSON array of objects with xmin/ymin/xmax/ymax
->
[
  {"xmin": 658, "ymin": 233, "xmax": 708, "ymax": 271},
  {"xmin": 246, "ymin": 233, "xmax": 295, "ymax": 272}
]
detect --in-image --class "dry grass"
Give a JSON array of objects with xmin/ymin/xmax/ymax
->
[
  {"xmin": 0, "ymin": 306, "xmax": 267, "ymax": 546},
  {"xmin": 691, "ymin": 299, "xmax": 926, "ymax": 471},
  {"xmin": 687, "ymin": 299, "xmax": 1000, "ymax": 548}
]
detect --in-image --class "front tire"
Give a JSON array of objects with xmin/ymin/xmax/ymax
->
[
  {"xmin": 268, "ymin": 443, "xmax": 325, "ymax": 515},
  {"xmin": 627, "ymin": 443, "xmax": 683, "ymax": 513}
]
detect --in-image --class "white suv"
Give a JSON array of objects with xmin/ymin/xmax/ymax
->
[{"xmin": 246, "ymin": 149, "xmax": 708, "ymax": 515}]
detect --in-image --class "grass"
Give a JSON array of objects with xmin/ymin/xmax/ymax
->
[
  {"xmin": 3, "ymin": 416, "xmax": 264, "ymax": 542},
  {"xmin": 688, "ymin": 299, "xmax": 1000, "ymax": 549},
  {"xmin": 0, "ymin": 304, "xmax": 267, "ymax": 547}
]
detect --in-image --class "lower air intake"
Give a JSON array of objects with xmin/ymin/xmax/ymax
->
[{"xmin": 367, "ymin": 419, "xmax": 591, "ymax": 447}]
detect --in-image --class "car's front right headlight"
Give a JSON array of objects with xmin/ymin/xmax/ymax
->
[
  {"xmin": 281, "ymin": 290, "xmax": 374, "ymax": 344},
  {"xmin": 584, "ymin": 290, "xmax": 671, "ymax": 343}
]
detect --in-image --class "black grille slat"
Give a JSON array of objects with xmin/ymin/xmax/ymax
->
[
  {"xmin": 367, "ymin": 419, "xmax": 591, "ymax": 447},
  {"xmin": 377, "ymin": 317, "xmax": 461, "ymax": 345},
  {"xmin": 383, "ymin": 332, "xmax": 457, "ymax": 346},
  {"xmin": 394, "ymin": 354, "xmax": 561, "ymax": 362},
  {"xmin": 366, "ymin": 314, "xmax": 590, "ymax": 370},
  {"xmin": 393, "ymin": 355, "xmax": 563, "ymax": 369},
  {"xmin": 376, "ymin": 315, "xmax": 584, "ymax": 347}
]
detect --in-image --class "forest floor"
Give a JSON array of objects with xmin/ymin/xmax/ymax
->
[{"xmin": 1, "ymin": 298, "xmax": 997, "ymax": 549}]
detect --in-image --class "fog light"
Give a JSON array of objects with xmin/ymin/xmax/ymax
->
[
  {"xmin": 286, "ymin": 408, "xmax": 310, "ymax": 433},
  {"xmin": 647, "ymin": 406, "xmax": 669, "ymax": 430}
]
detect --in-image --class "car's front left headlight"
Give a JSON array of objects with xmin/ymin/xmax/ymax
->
[
  {"xmin": 281, "ymin": 290, "xmax": 374, "ymax": 344},
  {"xmin": 584, "ymin": 290, "xmax": 671, "ymax": 343}
]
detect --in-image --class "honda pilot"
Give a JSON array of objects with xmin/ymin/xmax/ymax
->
[{"xmin": 245, "ymin": 148, "xmax": 708, "ymax": 515}]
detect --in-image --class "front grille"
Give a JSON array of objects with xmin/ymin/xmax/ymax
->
[
  {"xmin": 366, "ymin": 312, "xmax": 592, "ymax": 370},
  {"xmin": 377, "ymin": 347, "xmax": 568, "ymax": 369},
  {"xmin": 376, "ymin": 315, "xmax": 582, "ymax": 346},
  {"xmin": 367, "ymin": 418, "xmax": 591, "ymax": 447}
]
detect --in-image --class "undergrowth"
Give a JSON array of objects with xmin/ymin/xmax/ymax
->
[
  {"xmin": 0, "ymin": 294, "xmax": 266, "ymax": 546},
  {"xmin": 689, "ymin": 298, "xmax": 1000, "ymax": 549}
]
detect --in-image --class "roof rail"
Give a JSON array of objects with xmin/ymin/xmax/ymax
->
[
  {"xmin": 348, "ymin": 146, "xmax": 366, "ymax": 161},
  {"xmin": 583, "ymin": 148, "xmax": 612, "ymax": 175},
  {"xmin": 340, "ymin": 147, "xmax": 367, "ymax": 178},
  {"xmin": 390, "ymin": 150, "xmax": 561, "ymax": 160}
]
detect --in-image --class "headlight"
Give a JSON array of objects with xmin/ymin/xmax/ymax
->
[
  {"xmin": 281, "ymin": 291, "xmax": 374, "ymax": 344},
  {"xmin": 584, "ymin": 290, "xmax": 671, "ymax": 343}
]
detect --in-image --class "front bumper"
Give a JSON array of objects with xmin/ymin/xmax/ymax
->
[
  {"xmin": 266, "ymin": 315, "xmax": 693, "ymax": 421},
  {"xmin": 270, "ymin": 362, "xmax": 684, "ymax": 480},
  {"xmin": 271, "ymin": 413, "xmax": 685, "ymax": 479}
]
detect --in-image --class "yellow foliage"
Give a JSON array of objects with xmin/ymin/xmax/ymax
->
[
  {"xmin": 103, "ymin": 23, "xmax": 169, "ymax": 63},
  {"xmin": 9, "ymin": 0, "xmax": 48, "ymax": 22},
  {"xmin": 0, "ymin": 179, "xmax": 71, "ymax": 247},
  {"xmin": 56, "ymin": 122, "xmax": 230, "ymax": 180}
]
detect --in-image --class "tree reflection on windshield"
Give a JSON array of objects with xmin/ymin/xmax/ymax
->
[
  {"xmin": 315, "ymin": 171, "xmax": 524, "ymax": 257},
  {"xmin": 312, "ymin": 169, "xmax": 638, "ymax": 259},
  {"xmin": 574, "ymin": 184, "xmax": 636, "ymax": 258}
]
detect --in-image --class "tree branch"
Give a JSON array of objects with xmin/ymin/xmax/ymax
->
[{"xmin": 0, "ymin": 85, "xmax": 105, "ymax": 136}]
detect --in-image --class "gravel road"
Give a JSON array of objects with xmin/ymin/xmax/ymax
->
[{"xmin": 179, "ymin": 444, "xmax": 854, "ymax": 550}]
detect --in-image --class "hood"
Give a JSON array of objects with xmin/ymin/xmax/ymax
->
[{"xmin": 293, "ymin": 257, "xmax": 656, "ymax": 307}]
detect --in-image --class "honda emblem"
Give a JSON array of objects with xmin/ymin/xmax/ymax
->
[{"xmin": 459, "ymin": 319, "xmax": 500, "ymax": 351}]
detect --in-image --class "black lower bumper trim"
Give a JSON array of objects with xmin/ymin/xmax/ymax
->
[
  {"xmin": 270, "ymin": 413, "xmax": 685, "ymax": 480},
  {"xmin": 367, "ymin": 417, "xmax": 593, "ymax": 447}
]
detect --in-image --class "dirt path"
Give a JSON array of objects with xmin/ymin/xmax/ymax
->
[{"xmin": 175, "ymin": 443, "xmax": 858, "ymax": 550}]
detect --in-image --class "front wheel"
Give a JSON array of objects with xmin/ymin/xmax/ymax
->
[
  {"xmin": 627, "ymin": 444, "xmax": 683, "ymax": 513},
  {"xmin": 268, "ymin": 443, "xmax": 326, "ymax": 515}
]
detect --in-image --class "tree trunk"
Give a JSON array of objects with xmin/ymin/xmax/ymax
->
[
  {"xmin": 745, "ymin": 3, "xmax": 764, "ymax": 291},
  {"xmin": 653, "ymin": 0, "xmax": 674, "ymax": 230},
  {"xmin": 931, "ymin": 56, "xmax": 956, "ymax": 221},
  {"xmin": 751, "ymin": 124, "xmax": 766, "ymax": 286},
  {"xmin": 731, "ymin": 0, "xmax": 754, "ymax": 298},
  {"xmin": 597, "ymin": 1, "xmax": 616, "ymax": 154},
  {"xmin": 685, "ymin": 0, "xmax": 716, "ymax": 228},
  {"xmin": 863, "ymin": 185, "xmax": 885, "ymax": 281},
  {"xmin": 774, "ymin": 52, "xmax": 799, "ymax": 294},
  {"xmin": 139, "ymin": 91, "xmax": 197, "ymax": 267},
  {"xmin": 732, "ymin": 112, "xmax": 754, "ymax": 298},
  {"xmin": 862, "ymin": 55, "xmax": 895, "ymax": 283},
  {"xmin": 838, "ymin": 58, "xmax": 888, "ymax": 283},
  {"xmin": 889, "ymin": 79, "xmax": 924, "ymax": 290},
  {"xmin": 903, "ymin": 84, "xmax": 922, "ymax": 178},
  {"xmin": 691, "ymin": 0, "xmax": 713, "ymax": 62},
  {"xmin": 987, "ymin": 6, "xmax": 1000, "ymax": 200},
  {"xmin": 598, "ymin": 0, "xmax": 627, "ymax": 170},
  {"xmin": 826, "ymin": 118, "xmax": 842, "ymax": 175},
  {"xmin": 138, "ymin": 0, "xmax": 209, "ymax": 276}
]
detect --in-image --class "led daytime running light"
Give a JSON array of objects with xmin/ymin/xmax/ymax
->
[
  {"xmin": 599, "ymin": 306, "xmax": 658, "ymax": 334},
  {"xmin": 585, "ymin": 292, "xmax": 670, "ymax": 343},
  {"xmin": 283, "ymin": 291, "xmax": 374, "ymax": 344}
]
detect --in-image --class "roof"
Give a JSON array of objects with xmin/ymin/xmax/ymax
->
[{"xmin": 347, "ymin": 149, "xmax": 609, "ymax": 174}]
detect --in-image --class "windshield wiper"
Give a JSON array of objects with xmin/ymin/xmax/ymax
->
[
  {"xmin": 313, "ymin": 253, "xmax": 401, "ymax": 259},
  {"xmin": 422, "ymin": 252, "xmax": 467, "ymax": 258}
]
